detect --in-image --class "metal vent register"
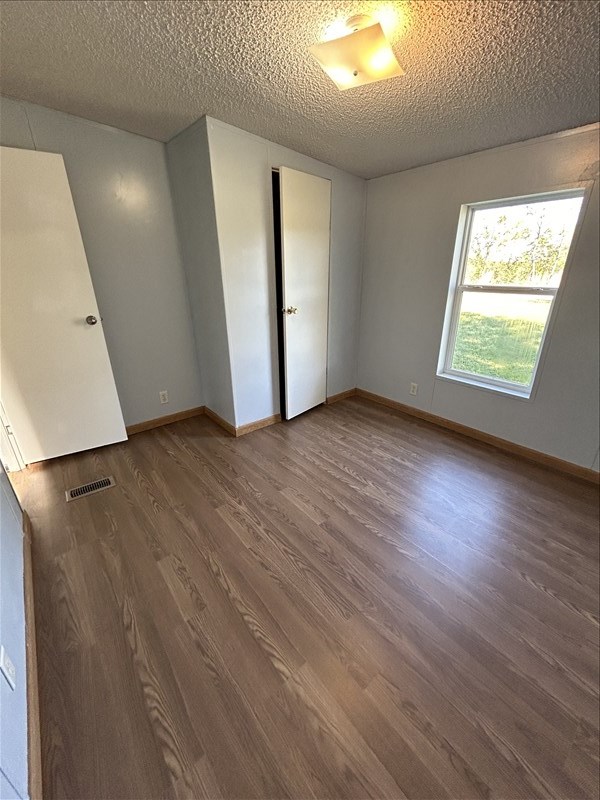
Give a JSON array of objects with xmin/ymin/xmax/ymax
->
[{"xmin": 66, "ymin": 476, "xmax": 116, "ymax": 502}]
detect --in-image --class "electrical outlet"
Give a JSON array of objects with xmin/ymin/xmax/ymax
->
[
  {"xmin": 410, "ymin": 382, "xmax": 418, "ymax": 396},
  {"xmin": 0, "ymin": 645, "xmax": 16, "ymax": 690},
  {"xmin": 159, "ymin": 390, "xmax": 169, "ymax": 405}
]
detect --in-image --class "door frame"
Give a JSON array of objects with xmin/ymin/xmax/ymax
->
[
  {"xmin": 272, "ymin": 166, "xmax": 331, "ymax": 421},
  {"xmin": 0, "ymin": 402, "xmax": 27, "ymax": 472},
  {"xmin": 271, "ymin": 168, "xmax": 288, "ymax": 420}
]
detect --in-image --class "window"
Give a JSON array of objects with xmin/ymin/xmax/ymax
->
[{"xmin": 438, "ymin": 190, "xmax": 585, "ymax": 398}]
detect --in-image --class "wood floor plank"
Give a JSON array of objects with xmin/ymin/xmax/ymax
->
[
  {"xmin": 252, "ymin": 421, "xmax": 599, "ymax": 690},
  {"xmin": 268, "ymin": 663, "xmax": 410, "ymax": 800},
  {"xmin": 11, "ymin": 398, "xmax": 599, "ymax": 799},
  {"xmin": 173, "ymin": 756, "xmax": 223, "ymax": 800}
]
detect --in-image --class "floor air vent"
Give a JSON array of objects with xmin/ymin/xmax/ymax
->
[{"xmin": 66, "ymin": 476, "xmax": 116, "ymax": 502}]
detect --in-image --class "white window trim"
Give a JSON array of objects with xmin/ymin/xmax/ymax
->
[{"xmin": 437, "ymin": 186, "xmax": 589, "ymax": 400}]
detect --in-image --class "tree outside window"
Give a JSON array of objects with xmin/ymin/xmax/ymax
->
[{"xmin": 439, "ymin": 191, "xmax": 585, "ymax": 395}]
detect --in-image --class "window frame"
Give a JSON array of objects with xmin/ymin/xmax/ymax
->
[{"xmin": 437, "ymin": 187, "xmax": 588, "ymax": 399}]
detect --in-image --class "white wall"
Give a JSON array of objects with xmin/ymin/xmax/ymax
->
[
  {"xmin": 358, "ymin": 125, "xmax": 600, "ymax": 468},
  {"xmin": 0, "ymin": 465, "xmax": 28, "ymax": 799},
  {"xmin": 0, "ymin": 97, "xmax": 203, "ymax": 427},
  {"xmin": 206, "ymin": 117, "xmax": 366, "ymax": 427},
  {"xmin": 166, "ymin": 120, "xmax": 235, "ymax": 425},
  {"xmin": 207, "ymin": 121, "xmax": 277, "ymax": 427}
]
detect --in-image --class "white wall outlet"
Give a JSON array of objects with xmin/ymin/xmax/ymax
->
[
  {"xmin": 410, "ymin": 382, "xmax": 418, "ymax": 396},
  {"xmin": 0, "ymin": 644, "xmax": 16, "ymax": 691},
  {"xmin": 159, "ymin": 390, "xmax": 169, "ymax": 405}
]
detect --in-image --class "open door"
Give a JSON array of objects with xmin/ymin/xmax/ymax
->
[
  {"xmin": 0, "ymin": 145, "xmax": 127, "ymax": 464},
  {"xmin": 279, "ymin": 166, "xmax": 331, "ymax": 420}
]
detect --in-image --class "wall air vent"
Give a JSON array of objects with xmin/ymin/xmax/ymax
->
[{"xmin": 65, "ymin": 476, "xmax": 115, "ymax": 502}]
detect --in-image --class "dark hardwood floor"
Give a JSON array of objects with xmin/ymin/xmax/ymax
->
[{"xmin": 12, "ymin": 397, "xmax": 600, "ymax": 800}]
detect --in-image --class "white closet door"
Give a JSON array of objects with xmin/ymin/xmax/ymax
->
[
  {"xmin": 0, "ymin": 145, "xmax": 127, "ymax": 463},
  {"xmin": 279, "ymin": 167, "xmax": 331, "ymax": 420}
]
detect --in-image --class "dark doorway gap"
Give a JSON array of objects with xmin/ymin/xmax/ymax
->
[{"xmin": 272, "ymin": 169, "xmax": 287, "ymax": 421}]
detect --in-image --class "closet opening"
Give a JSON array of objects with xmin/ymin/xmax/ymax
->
[
  {"xmin": 271, "ymin": 168, "xmax": 288, "ymax": 421},
  {"xmin": 272, "ymin": 165, "xmax": 331, "ymax": 421}
]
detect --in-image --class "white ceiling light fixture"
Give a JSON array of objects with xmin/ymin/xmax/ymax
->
[{"xmin": 309, "ymin": 14, "xmax": 404, "ymax": 90}]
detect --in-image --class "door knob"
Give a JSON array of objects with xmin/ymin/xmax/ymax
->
[
  {"xmin": 283, "ymin": 307, "xmax": 298, "ymax": 315},
  {"xmin": 86, "ymin": 315, "xmax": 98, "ymax": 325}
]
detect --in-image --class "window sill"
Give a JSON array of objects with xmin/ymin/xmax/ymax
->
[{"xmin": 436, "ymin": 372, "xmax": 533, "ymax": 400}]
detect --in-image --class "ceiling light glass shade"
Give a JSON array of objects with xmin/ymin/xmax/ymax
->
[{"xmin": 310, "ymin": 22, "xmax": 404, "ymax": 90}]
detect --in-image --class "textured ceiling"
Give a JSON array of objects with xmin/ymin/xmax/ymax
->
[{"xmin": 0, "ymin": 0, "xmax": 598, "ymax": 178}]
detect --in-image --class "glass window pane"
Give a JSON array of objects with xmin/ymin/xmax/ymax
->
[
  {"xmin": 451, "ymin": 292, "xmax": 552, "ymax": 386},
  {"xmin": 464, "ymin": 195, "xmax": 583, "ymax": 288}
]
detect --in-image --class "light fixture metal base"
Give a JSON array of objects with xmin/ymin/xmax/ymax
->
[{"xmin": 345, "ymin": 14, "xmax": 373, "ymax": 32}]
